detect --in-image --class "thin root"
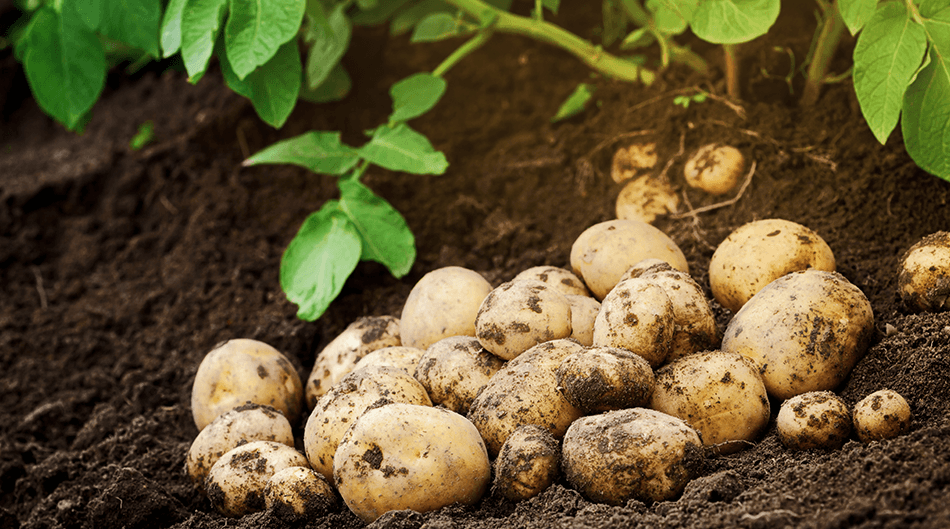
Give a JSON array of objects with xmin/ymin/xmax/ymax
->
[
  {"xmin": 672, "ymin": 160, "xmax": 756, "ymax": 219},
  {"xmin": 31, "ymin": 266, "xmax": 48, "ymax": 310}
]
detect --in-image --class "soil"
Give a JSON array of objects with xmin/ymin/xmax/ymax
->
[{"xmin": 2, "ymin": 3, "xmax": 950, "ymax": 529}]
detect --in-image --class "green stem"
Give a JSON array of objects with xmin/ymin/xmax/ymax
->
[
  {"xmin": 801, "ymin": 2, "xmax": 845, "ymax": 107},
  {"xmin": 620, "ymin": 0, "xmax": 707, "ymax": 74},
  {"xmin": 534, "ymin": 0, "xmax": 543, "ymax": 21},
  {"xmin": 670, "ymin": 44, "xmax": 709, "ymax": 75},
  {"xmin": 723, "ymin": 43, "xmax": 740, "ymax": 100},
  {"xmin": 432, "ymin": 30, "xmax": 494, "ymax": 77}
]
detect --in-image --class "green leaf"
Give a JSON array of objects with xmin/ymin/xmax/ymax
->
[
  {"xmin": 359, "ymin": 123, "xmax": 448, "ymax": 174},
  {"xmin": 98, "ymin": 0, "xmax": 162, "ymax": 57},
  {"xmin": 299, "ymin": 62, "xmax": 351, "ymax": 103},
  {"xmin": 837, "ymin": 0, "xmax": 877, "ymax": 36},
  {"xmin": 621, "ymin": 27, "xmax": 655, "ymax": 49},
  {"xmin": 70, "ymin": 0, "xmax": 102, "ymax": 31},
  {"xmin": 280, "ymin": 202, "xmax": 362, "ymax": 321},
  {"xmin": 551, "ymin": 83, "xmax": 595, "ymax": 123},
  {"xmin": 304, "ymin": 3, "xmax": 351, "ymax": 89},
  {"xmin": 541, "ymin": 0, "xmax": 559, "ymax": 14},
  {"xmin": 220, "ymin": 38, "xmax": 302, "ymax": 128},
  {"xmin": 389, "ymin": 72, "xmax": 447, "ymax": 122},
  {"xmin": 646, "ymin": 0, "xmax": 696, "ymax": 35},
  {"xmin": 129, "ymin": 120, "xmax": 155, "ymax": 150},
  {"xmin": 21, "ymin": 7, "xmax": 105, "ymax": 130},
  {"xmin": 853, "ymin": 2, "xmax": 927, "ymax": 144},
  {"xmin": 339, "ymin": 178, "xmax": 415, "ymax": 277},
  {"xmin": 390, "ymin": 0, "xmax": 452, "ymax": 36},
  {"xmin": 180, "ymin": 0, "xmax": 228, "ymax": 81},
  {"xmin": 351, "ymin": 0, "xmax": 414, "ymax": 26},
  {"xmin": 225, "ymin": 0, "xmax": 306, "ymax": 79},
  {"xmin": 410, "ymin": 12, "xmax": 462, "ymax": 42},
  {"xmin": 602, "ymin": 0, "xmax": 627, "ymax": 47},
  {"xmin": 161, "ymin": 0, "xmax": 188, "ymax": 56},
  {"xmin": 244, "ymin": 131, "xmax": 360, "ymax": 174},
  {"xmin": 357, "ymin": 0, "xmax": 378, "ymax": 9},
  {"xmin": 690, "ymin": 0, "xmax": 780, "ymax": 44},
  {"xmin": 919, "ymin": 0, "xmax": 947, "ymax": 18}
]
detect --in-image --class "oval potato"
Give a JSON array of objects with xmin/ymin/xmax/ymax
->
[
  {"xmin": 776, "ymin": 391, "xmax": 851, "ymax": 450},
  {"xmin": 492, "ymin": 425, "xmax": 560, "ymax": 502},
  {"xmin": 898, "ymin": 231, "xmax": 950, "ymax": 312},
  {"xmin": 592, "ymin": 278, "xmax": 674, "ymax": 368},
  {"xmin": 400, "ymin": 266, "xmax": 493, "ymax": 350},
  {"xmin": 475, "ymin": 279, "xmax": 573, "ymax": 360},
  {"xmin": 414, "ymin": 336, "xmax": 506, "ymax": 414},
  {"xmin": 205, "ymin": 440, "xmax": 310, "ymax": 518},
  {"xmin": 512, "ymin": 266, "xmax": 590, "ymax": 297},
  {"xmin": 556, "ymin": 346, "xmax": 655, "ymax": 412},
  {"xmin": 853, "ymin": 389, "xmax": 912, "ymax": 442}
]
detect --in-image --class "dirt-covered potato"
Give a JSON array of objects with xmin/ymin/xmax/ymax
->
[
  {"xmin": 776, "ymin": 391, "xmax": 852, "ymax": 450},
  {"xmin": 592, "ymin": 277, "xmax": 674, "ymax": 368},
  {"xmin": 303, "ymin": 366, "xmax": 432, "ymax": 483},
  {"xmin": 615, "ymin": 175, "xmax": 680, "ymax": 224},
  {"xmin": 721, "ymin": 270, "xmax": 875, "ymax": 400},
  {"xmin": 898, "ymin": 231, "xmax": 950, "ymax": 312},
  {"xmin": 709, "ymin": 219, "xmax": 836, "ymax": 313},
  {"xmin": 612, "ymin": 142, "xmax": 658, "ymax": 183},
  {"xmin": 191, "ymin": 339, "xmax": 304, "ymax": 431},
  {"xmin": 565, "ymin": 294, "xmax": 600, "ymax": 346},
  {"xmin": 561, "ymin": 408, "xmax": 703, "ymax": 505},
  {"xmin": 570, "ymin": 219, "xmax": 689, "ymax": 300},
  {"xmin": 351, "ymin": 345, "xmax": 424, "ymax": 375},
  {"xmin": 304, "ymin": 316, "xmax": 401, "ymax": 408},
  {"xmin": 683, "ymin": 143, "xmax": 745, "ymax": 195},
  {"xmin": 512, "ymin": 266, "xmax": 590, "ymax": 297},
  {"xmin": 492, "ymin": 425, "xmax": 560, "ymax": 502},
  {"xmin": 556, "ymin": 346, "xmax": 655, "ymax": 412},
  {"xmin": 853, "ymin": 389, "xmax": 913, "ymax": 442},
  {"xmin": 468, "ymin": 339, "xmax": 586, "ymax": 456},
  {"xmin": 413, "ymin": 336, "xmax": 506, "ymax": 414},
  {"xmin": 650, "ymin": 350, "xmax": 769, "ymax": 454},
  {"xmin": 264, "ymin": 466, "xmax": 336, "ymax": 520},
  {"xmin": 186, "ymin": 404, "xmax": 294, "ymax": 488},
  {"xmin": 475, "ymin": 279, "xmax": 573, "ymax": 360},
  {"xmin": 334, "ymin": 403, "xmax": 491, "ymax": 524},
  {"xmin": 205, "ymin": 440, "xmax": 310, "ymax": 518},
  {"xmin": 400, "ymin": 266, "xmax": 494, "ymax": 350}
]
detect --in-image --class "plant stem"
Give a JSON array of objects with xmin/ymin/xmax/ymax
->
[
  {"xmin": 620, "ymin": 0, "xmax": 708, "ymax": 74},
  {"xmin": 671, "ymin": 45, "xmax": 709, "ymax": 75},
  {"xmin": 723, "ymin": 44, "xmax": 740, "ymax": 99},
  {"xmin": 801, "ymin": 3, "xmax": 845, "ymax": 107},
  {"xmin": 432, "ymin": 30, "xmax": 494, "ymax": 77}
]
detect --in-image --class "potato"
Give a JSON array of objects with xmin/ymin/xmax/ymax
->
[
  {"xmin": 592, "ymin": 278, "xmax": 674, "ymax": 368},
  {"xmin": 492, "ymin": 425, "xmax": 560, "ymax": 502},
  {"xmin": 683, "ymin": 143, "xmax": 745, "ymax": 195},
  {"xmin": 400, "ymin": 266, "xmax": 494, "ymax": 350},
  {"xmin": 475, "ymin": 279, "xmax": 573, "ymax": 360},
  {"xmin": 721, "ymin": 270, "xmax": 875, "ymax": 400},
  {"xmin": 570, "ymin": 219, "xmax": 689, "ymax": 300},
  {"xmin": 709, "ymin": 219, "xmax": 836, "ymax": 313},
  {"xmin": 615, "ymin": 175, "xmax": 680, "ymax": 224},
  {"xmin": 776, "ymin": 391, "xmax": 851, "ymax": 450},
  {"xmin": 413, "ymin": 335, "xmax": 506, "ymax": 414},
  {"xmin": 305, "ymin": 315, "xmax": 401, "ymax": 408},
  {"xmin": 303, "ymin": 366, "xmax": 432, "ymax": 483},
  {"xmin": 205, "ymin": 440, "xmax": 310, "ymax": 517},
  {"xmin": 186, "ymin": 404, "xmax": 294, "ymax": 488},
  {"xmin": 264, "ymin": 467, "xmax": 336, "ymax": 520},
  {"xmin": 351, "ymin": 345, "xmax": 424, "ymax": 375},
  {"xmin": 191, "ymin": 339, "xmax": 304, "ymax": 431},
  {"xmin": 468, "ymin": 339, "xmax": 586, "ymax": 456},
  {"xmin": 853, "ymin": 389, "xmax": 913, "ymax": 442},
  {"xmin": 650, "ymin": 350, "xmax": 769, "ymax": 454},
  {"xmin": 512, "ymin": 266, "xmax": 590, "ymax": 297},
  {"xmin": 612, "ymin": 142, "xmax": 658, "ymax": 183},
  {"xmin": 334, "ymin": 403, "xmax": 491, "ymax": 524},
  {"xmin": 565, "ymin": 294, "xmax": 600, "ymax": 346},
  {"xmin": 561, "ymin": 408, "xmax": 702, "ymax": 505},
  {"xmin": 898, "ymin": 231, "xmax": 950, "ymax": 312},
  {"xmin": 556, "ymin": 346, "xmax": 655, "ymax": 412}
]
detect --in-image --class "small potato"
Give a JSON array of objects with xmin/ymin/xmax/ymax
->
[
  {"xmin": 264, "ymin": 467, "xmax": 336, "ymax": 520},
  {"xmin": 709, "ymin": 219, "xmax": 836, "ymax": 313},
  {"xmin": 650, "ymin": 351, "xmax": 770, "ymax": 454},
  {"xmin": 191, "ymin": 339, "xmax": 304, "ymax": 431},
  {"xmin": 853, "ymin": 389, "xmax": 913, "ymax": 442},
  {"xmin": 305, "ymin": 316, "xmax": 401, "ymax": 408},
  {"xmin": 721, "ymin": 270, "xmax": 875, "ymax": 400},
  {"xmin": 776, "ymin": 391, "xmax": 851, "ymax": 450},
  {"xmin": 468, "ymin": 339, "xmax": 586, "ymax": 456},
  {"xmin": 566, "ymin": 294, "xmax": 600, "ymax": 346},
  {"xmin": 612, "ymin": 142, "xmax": 658, "ymax": 183},
  {"xmin": 351, "ymin": 345, "xmax": 425, "ymax": 375},
  {"xmin": 898, "ymin": 231, "xmax": 950, "ymax": 312},
  {"xmin": 561, "ymin": 408, "xmax": 703, "ymax": 505},
  {"xmin": 615, "ymin": 175, "xmax": 680, "ymax": 224},
  {"xmin": 475, "ymin": 280, "xmax": 573, "ymax": 360},
  {"xmin": 512, "ymin": 266, "xmax": 590, "ymax": 297},
  {"xmin": 683, "ymin": 143, "xmax": 745, "ymax": 195},
  {"xmin": 334, "ymin": 403, "xmax": 491, "ymax": 524},
  {"xmin": 556, "ymin": 346, "xmax": 655, "ymax": 412},
  {"xmin": 205, "ymin": 440, "xmax": 310, "ymax": 518},
  {"xmin": 592, "ymin": 278, "xmax": 674, "ymax": 368},
  {"xmin": 186, "ymin": 404, "xmax": 294, "ymax": 488},
  {"xmin": 400, "ymin": 266, "xmax": 494, "ymax": 350},
  {"xmin": 493, "ymin": 425, "xmax": 560, "ymax": 502},
  {"xmin": 414, "ymin": 336, "xmax": 506, "ymax": 414},
  {"xmin": 570, "ymin": 219, "xmax": 689, "ymax": 300}
]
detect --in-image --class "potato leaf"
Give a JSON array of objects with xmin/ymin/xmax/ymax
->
[
  {"xmin": 390, "ymin": 0, "xmax": 452, "ymax": 36},
  {"xmin": 690, "ymin": 0, "xmax": 780, "ymax": 44},
  {"xmin": 244, "ymin": 131, "xmax": 360, "ymax": 174},
  {"xmin": 71, "ymin": 0, "xmax": 102, "ymax": 31},
  {"xmin": 601, "ymin": 0, "xmax": 627, "ymax": 47},
  {"xmin": 280, "ymin": 202, "xmax": 362, "ymax": 321},
  {"xmin": 98, "ymin": 0, "xmax": 162, "ymax": 57},
  {"xmin": 181, "ymin": 0, "xmax": 229, "ymax": 82},
  {"xmin": 551, "ymin": 83, "xmax": 595, "ymax": 123},
  {"xmin": 541, "ymin": 0, "xmax": 560, "ymax": 15},
  {"xmin": 837, "ymin": 0, "xmax": 877, "ymax": 36},
  {"xmin": 410, "ymin": 12, "xmax": 463, "ymax": 42},
  {"xmin": 646, "ymin": 0, "xmax": 696, "ymax": 35},
  {"xmin": 220, "ymin": 39, "xmax": 301, "ymax": 128},
  {"xmin": 388, "ymin": 73, "xmax": 448, "ymax": 123},
  {"xmin": 225, "ymin": 0, "xmax": 306, "ymax": 80},
  {"xmin": 161, "ymin": 0, "xmax": 188, "ymax": 57},
  {"xmin": 359, "ymin": 123, "xmax": 449, "ymax": 174},
  {"xmin": 339, "ymin": 178, "xmax": 415, "ymax": 277},
  {"xmin": 304, "ymin": 3, "xmax": 351, "ymax": 89},
  {"xmin": 853, "ymin": 2, "xmax": 927, "ymax": 145},
  {"xmin": 299, "ymin": 62, "xmax": 352, "ymax": 103}
]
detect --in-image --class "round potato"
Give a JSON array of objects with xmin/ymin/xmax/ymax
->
[
  {"xmin": 400, "ymin": 266, "xmax": 493, "ymax": 350},
  {"xmin": 592, "ymin": 278, "xmax": 674, "ymax": 368},
  {"xmin": 612, "ymin": 142, "xmax": 658, "ymax": 183},
  {"xmin": 264, "ymin": 467, "xmax": 336, "ymax": 520},
  {"xmin": 570, "ymin": 219, "xmax": 689, "ymax": 300},
  {"xmin": 650, "ymin": 350, "xmax": 769, "ymax": 454},
  {"xmin": 898, "ymin": 231, "xmax": 950, "ymax": 312},
  {"xmin": 334, "ymin": 403, "xmax": 491, "ymax": 524},
  {"xmin": 413, "ymin": 336, "xmax": 506, "ymax": 414},
  {"xmin": 475, "ymin": 279, "xmax": 573, "ymax": 360},
  {"xmin": 304, "ymin": 315, "xmax": 401, "ymax": 408},
  {"xmin": 709, "ymin": 218, "xmax": 836, "ymax": 313},
  {"xmin": 556, "ymin": 346, "xmax": 655, "ymax": 412},
  {"xmin": 683, "ymin": 143, "xmax": 745, "ymax": 195},
  {"xmin": 493, "ymin": 425, "xmax": 560, "ymax": 502},
  {"xmin": 565, "ymin": 294, "xmax": 600, "ymax": 346},
  {"xmin": 191, "ymin": 339, "xmax": 303, "ymax": 431},
  {"xmin": 853, "ymin": 389, "xmax": 912, "ymax": 442},
  {"xmin": 721, "ymin": 270, "xmax": 875, "ymax": 400},
  {"xmin": 561, "ymin": 408, "xmax": 703, "ymax": 505},
  {"xmin": 205, "ymin": 440, "xmax": 310, "ymax": 517},
  {"xmin": 615, "ymin": 175, "xmax": 680, "ymax": 224},
  {"xmin": 512, "ymin": 266, "xmax": 590, "ymax": 297},
  {"xmin": 351, "ymin": 345, "xmax": 425, "ymax": 375},
  {"xmin": 776, "ymin": 391, "xmax": 851, "ymax": 450}
]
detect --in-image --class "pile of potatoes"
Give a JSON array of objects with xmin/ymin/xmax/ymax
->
[{"xmin": 185, "ymin": 217, "xmax": 935, "ymax": 523}]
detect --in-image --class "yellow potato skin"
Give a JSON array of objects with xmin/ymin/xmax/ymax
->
[
  {"xmin": 776, "ymin": 391, "xmax": 851, "ymax": 450},
  {"xmin": 414, "ymin": 336, "xmax": 505, "ymax": 414},
  {"xmin": 592, "ymin": 278, "xmax": 674, "ymax": 368},
  {"xmin": 400, "ymin": 266, "xmax": 493, "ymax": 350},
  {"xmin": 205, "ymin": 440, "xmax": 310, "ymax": 518},
  {"xmin": 475, "ymin": 279, "xmax": 573, "ymax": 361},
  {"xmin": 853, "ymin": 389, "xmax": 913, "ymax": 442},
  {"xmin": 492, "ymin": 425, "xmax": 560, "ymax": 501},
  {"xmin": 898, "ymin": 231, "xmax": 950, "ymax": 312}
]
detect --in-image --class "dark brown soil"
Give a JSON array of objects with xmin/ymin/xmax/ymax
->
[{"xmin": 2, "ymin": 3, "xmax": 950, "ymax": 529}]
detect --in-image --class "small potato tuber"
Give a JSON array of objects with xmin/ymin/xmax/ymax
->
[
  {"xmin": 683, "ymin": 143, "xmax": 745, "ymax": 195},
  {"xmin": 898, "ymin": 231, "xmax": 950, "ymax": 312},
  {"xmin": 776, "ymin": 391, "xmax": 852, "ymax": 450},
  {"xmin": 853, "ymin": 389, "xmax": 912, "ymax": 442}
]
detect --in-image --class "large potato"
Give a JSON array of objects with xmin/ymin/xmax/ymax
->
[
  {"xmin": 334, "ymin": 403, "xmax": 491, "ymax": 524},
  {"xmin": 570, "ymin": 219, "xmax": 689, "ymax": 300},
  {"xmin": 556, "ymin": 346, "xmax": 655, "ymax": 412},
  {"xmin": 205, "ymin": 440, "xmax": 310, "ymax": 517},
  {"xmin": 721, "ymin": 270, "xmax": 875, "ymax": 400},
  {"xmin": 650, "ymin": 350, "xmax": 770, "ymax": 454},
  {"xmin": 400, "ymin": 266, "xmax": 493, "ymax": 350},
  {"xmin": 512, "ymin": 266, "xmax": 590, "ymax": 297},
  {"xmin": 592, "ymin": 277, "xmax": 674, "ymax": 368},
  {"xmin": 709, "ymin": 219, "xmax": 836, "ymax": 313},
  {"xmin": 898, "ymin": 231, "xmax": 950, "ymax": 312},
  {"xmin": 475, "ymin": 279, "xmax": 573, "ymax": 360},
  {"xmin": 191, "ymin": 339, "xmax": 303, "ymax": 431},
  {"xmin": 413, "ymin": 335, "xmax": 506, "ymax": 414}
]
